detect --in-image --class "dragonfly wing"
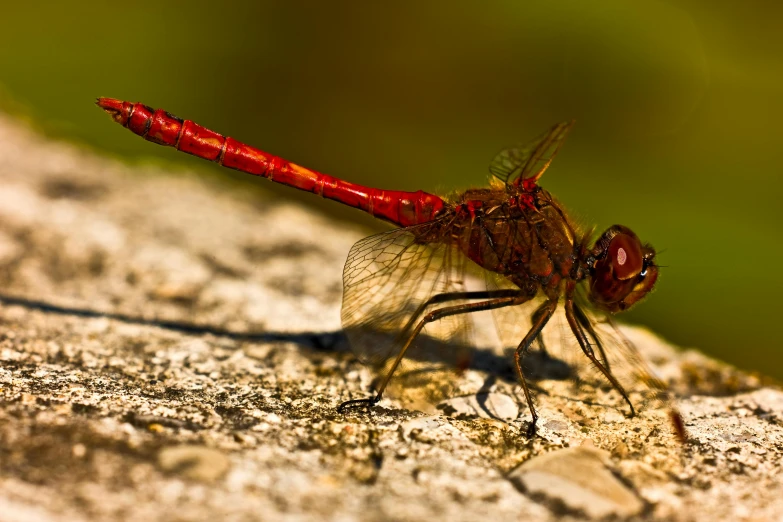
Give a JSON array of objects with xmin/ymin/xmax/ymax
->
[
  {"xmin": 341, "ymin": 222, "xmax": 484, "ymax": 410},
  {"xmin": 488, "ymin": 121, "xmax": 575, "ymax": 187}
]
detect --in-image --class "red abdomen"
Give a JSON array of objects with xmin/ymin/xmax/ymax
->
[{"xmin": 96, "ymin": 98, "xmax": 445, "ymax": 227}]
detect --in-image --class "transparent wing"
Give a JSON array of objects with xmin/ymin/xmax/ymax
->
[
  {"xmin": 341, "ymin": 221, "xmax": 487, "ymax": 410},
  {"xmin": 489, "ymin": 121, "xmax": 575, "ymax": 187}
]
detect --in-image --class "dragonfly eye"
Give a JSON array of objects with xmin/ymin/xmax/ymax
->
[
  {"xmin": 609, "ymin": 233, "xmax": 644, "ymax": 280},
  {"xmin": 589, "ymin": 226, "xmax": 658, "ymax": 312}
]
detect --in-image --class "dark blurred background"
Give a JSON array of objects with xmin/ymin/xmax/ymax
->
[{"xmin": 0, "ymin": 1, "xmax": 780, "ymax": 377}]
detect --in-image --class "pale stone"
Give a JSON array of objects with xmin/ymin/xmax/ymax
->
[
  {"xmin": 509, "ymin": 445, "xmax": 644, "ymax": 518},
  {"xmin": 158, "ymin": 445, "xmax": 231, "ymax": 482},
  {"xmin": 438, "ymin": 392, "xmax": 520, "ymax": 421}
]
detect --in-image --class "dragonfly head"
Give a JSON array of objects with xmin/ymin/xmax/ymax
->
[{"xmin": 588, "ymin": 225, "xmax": 658, "ymax": 312}]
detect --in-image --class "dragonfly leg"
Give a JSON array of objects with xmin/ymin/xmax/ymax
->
[
  {"xmin": 564, "ymin": 298, "xmax": 635, "ymax": 416},
  {"xmin": 513, "ymin": 299, "xmax": 558, "ymax": 438},
  {"xmin": 337, "ymin": 395, "xmax": 381, "ymax": 412},
  {"xmin": 338, "ymin": 292, "xmax": 529, "ymax": 414},
  {"xmin": 401, "ymin": 289, "xmax": 526, "ymax": 376},
  {"xmin": 399, "ymin": 290, "xmax": 523, "ymax": 338},
  {"xmin": 573, "ymin": 302, "xmax": 611, "ymax": 373}
]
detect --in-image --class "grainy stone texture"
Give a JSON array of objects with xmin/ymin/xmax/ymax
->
[{"xmin": 0, "ymin": 113, "xmax": 779, "ymax": 521}]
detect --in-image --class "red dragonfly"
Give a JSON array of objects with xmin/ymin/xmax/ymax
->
[{"xmin": 97, "ymin": 98, "xmax": 684, "ymax": 441}]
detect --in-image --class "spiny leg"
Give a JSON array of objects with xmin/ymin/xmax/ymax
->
[
  {"xmin": 564, "ymin": 298, "xmax": 635, "ymax": 416},
  {"xmin": 338, "ymin": 293, "xmax": 529, "ymax": 413},
  {"xmin": 514, "ymin": 299, "xmax": 558, "ymax": 437},
  {"xmin": 400, "ymin": 289, "xmax": 524, "ymax": 374},
  {"xmin": 573, "ymin": 302, "xmax": 611, "ymax": 373},
  {"xmin": 399, "ymin": 289, "xmax": 522, "ymax": 336},
  {"xmin": 338, "ymin": 290, "xmax": 523, "ymax": 411},
  {"xmin": 339, "ymin": 290, "xmax": 516, "ymax": 411}
]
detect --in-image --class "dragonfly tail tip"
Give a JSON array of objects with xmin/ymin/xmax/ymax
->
[{"xmin": 95, "ymin": 97, "xmax": 129, "ymax": 125}]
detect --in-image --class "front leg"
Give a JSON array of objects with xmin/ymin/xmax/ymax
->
[
  {"xmin": 513, "ymin": 299, "xmax": 558, "ymax": 437},
  {"xmin": 564, "ymin": 298, "xmax": 635, "ymax": 417}
]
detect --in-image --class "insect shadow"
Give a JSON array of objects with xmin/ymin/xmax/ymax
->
[
  {"xmin": 347, "ymin": 327, "xmax": 574, "ymax": 390},
  {"xmin": 0, "ymin": 293, "xmax": 575, "ymax": 390},
  {"xmin": 0, "ymin": 293, "xmax": 342, "ymax": 350}
]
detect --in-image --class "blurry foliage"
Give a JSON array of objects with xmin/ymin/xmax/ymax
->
[{"xmin": 0, "ymin": 1, "xmax": 781, "ymax": 376}]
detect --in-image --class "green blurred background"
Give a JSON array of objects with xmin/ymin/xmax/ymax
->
[{"xmin": 1, "ymin": 1, "xmax": 781, "ymax": 377}]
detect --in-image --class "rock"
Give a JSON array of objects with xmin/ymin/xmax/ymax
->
[
  {"xmin": 508, "ymin": 445, "xmax": 643, "ymax": 518},
  {"xmin": 0, "ymin": 111, "xmax": 782, "ymax": 521}
]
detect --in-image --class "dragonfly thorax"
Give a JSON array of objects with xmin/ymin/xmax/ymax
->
[{"xmin": 448, "ymin": 186, "xmax": 579, "ymax": 291}]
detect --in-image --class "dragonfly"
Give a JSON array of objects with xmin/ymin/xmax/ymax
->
[{"xmin": 97, "ymin": 98, "xmax": 685, "ymax": 441}]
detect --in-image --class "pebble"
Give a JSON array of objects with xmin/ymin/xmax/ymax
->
[
  {"xmin": 399, "ymin": 415, "xmax": 441, "ymax": 438},
  {"xmin": 158, "ymin": 445, "xmax": 231, "ymax": 482},
  {"xmin": 508, "ymin": 445, "xmax": 643, "ymax": 518},
  {"xmin": 437, "ymin": 392, "xmax": 519, "ymax": 421}
]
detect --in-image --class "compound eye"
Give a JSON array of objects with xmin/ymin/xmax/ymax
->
[
  {"xmin": 609, "ymin": 233, "xmax": 643, "ymax": 280},
  {"xmin": 590, "ymin": 225, "xmax": 658, "ymax": 312}
]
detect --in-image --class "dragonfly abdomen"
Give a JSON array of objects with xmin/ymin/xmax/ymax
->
[{"xmin": 96, "ymin": 98, "xmax": 445, "ymax": 227}]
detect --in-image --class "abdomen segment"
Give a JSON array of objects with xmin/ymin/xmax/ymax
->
[{"xmin": 96, "ymin": 98, "xmax": 445, "ymax": 227}]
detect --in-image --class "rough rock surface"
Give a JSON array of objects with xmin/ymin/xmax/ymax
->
[{"xmin": 0, "ymin": 114, "xmax": 779, "ymax": 521}]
